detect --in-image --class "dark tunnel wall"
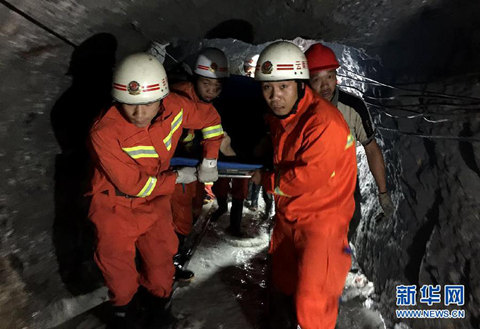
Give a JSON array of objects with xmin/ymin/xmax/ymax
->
[
  {"xmin": 373, "ymin": 0, "xmax": 480, "ymax": 83},
  {"xmin": 1, "ymin": 0, "xmax": 480, "ymax": 328}
]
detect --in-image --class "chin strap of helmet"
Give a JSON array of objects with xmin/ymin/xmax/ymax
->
[{"xmin": 274, "ymin": 81, "xmax": 306, "ymax": 120}]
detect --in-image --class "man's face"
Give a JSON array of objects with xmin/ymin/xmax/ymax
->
[
  {"xmin": 121, "ymin": 101, "xmax": 160, "ymax": 128},
  {"xmin": 195, "ymin": 76, "xmax": 222, "ymax": 102},
  {"xmin": 261, "ymin": 80, "xmax": 299, "ymax": 116},
  {"xmin": 309, "ymin": 69, "xmax": 337, "ymax": 101}
]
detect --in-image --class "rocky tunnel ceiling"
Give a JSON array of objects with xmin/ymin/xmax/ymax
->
[
  {"xmin": 1, "ymin": 0, "xmax": 480, "ymax": 80},
  {"xmin": 1, "ymin": 0, "xmax": 480, "ymax": 328}
]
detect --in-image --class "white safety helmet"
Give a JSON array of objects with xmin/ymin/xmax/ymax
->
[
  {"xmin": 240, "ymin": 53, "xmax": 259, "ymax": 77},
  {"xmin": 245, "ymin": 54, "xmax": 259, "ymax": 68},
  {"xmin": 194, "ymin": 47, "xmax": 229, "ymax": 79},
  {"xmin": 254, "ymin": 41, "xmax": 309, "ymax": 81},
  {"xmin": 112, "ymin": 53, "xmax": 169, "ymax": 104}
]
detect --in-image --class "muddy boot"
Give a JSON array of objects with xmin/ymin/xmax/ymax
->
[
  {"xmin": 227, "ymin": 198, "xmax": 244, "ymax": 237},
  {"xmin": 211, "ymin": 197, "xmax": 228, "ymax": 222}
]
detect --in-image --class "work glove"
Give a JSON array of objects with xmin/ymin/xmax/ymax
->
[
  {"xmin": 197, "ymin": 158, "xmax": 218, "ymax": 183},
  {"xmin": 175, "ymin": 167, "xmax": 197, "ymax": 184},
  {"xmin": 379, "ymin": 192, "xmax": 394, "ymax": 218}
]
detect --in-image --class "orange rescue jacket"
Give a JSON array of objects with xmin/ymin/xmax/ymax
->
[
  {"xmin": 89, "ymin": 92, "xmax": 223, "ymax": 199},
  {"xmin": 171, "ymin": 81, "xmax": 200, "ymax": 103},
  {"xmin": 171, "ymin": 81, "xmax": 202, "ymax": 144},
  {"xmin": 262, "ymin": 86, "xmax": 357, "ymax": 225}
]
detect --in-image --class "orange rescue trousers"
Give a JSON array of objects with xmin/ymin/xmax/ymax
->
[
  {"xmin": 90, "ymin": 192, "xmax": 178, "ymax": 306},
  {"xmin": 269, "ymin": 216, "xmax": 351, "ymax": 329},
  {"xmin": 171, "ymin": 182, "xmax": 205, "ymax": 236}
]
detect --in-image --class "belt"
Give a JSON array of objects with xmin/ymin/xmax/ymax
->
[{"xmin": 101, "ymin": 189, "xmax": 138, "ymax": 199}]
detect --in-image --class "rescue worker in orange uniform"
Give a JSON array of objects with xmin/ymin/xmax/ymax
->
[
  {"xmin": 170, "ymin": 47, "xmax": 228, "ymax": 280},
  {"xmin": 251, "ymin": 41, "xmax": 357, "ymax": 329},
  {"xmin": 88, "ymin": 53, "xmax": 222, "ymax": 329},
  {"xmin": 305, "ymin": 43, "xmax": 394, "ymax": 241}
]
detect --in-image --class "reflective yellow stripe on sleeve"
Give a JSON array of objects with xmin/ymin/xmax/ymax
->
[
  {"xmin": 202, "ymin": 124, "xmax": 224, "ymax": 139},
  {"xmin": 345, "ymin": 133, "xmax": 354, "ymax": 150},
  {"xmin": 136, "ymin": 176, "xmax": 157, "ymax": 197},
  {"xmin": 163, "ymin": 109, "xmax": 184, "ymax": 151},
  {"xmin": 122, "ymin": 146, "xmax": 159, "ymax": 159},
  {"xmin": 182, "ymin": 131, "xmax": 195, "ymax": 143},
  {"xmin": 274, "ymin": 186, "xmax": 290, "ymax": 197}
]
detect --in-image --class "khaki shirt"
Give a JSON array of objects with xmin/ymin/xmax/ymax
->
[{"xmin": 331, "ymin": 87, "xmax": 375, "ymax": 146}]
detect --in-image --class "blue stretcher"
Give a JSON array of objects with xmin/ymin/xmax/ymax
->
[{"xmin": 170, "ymin": 157, "xmax": 263, "ymax": 178}]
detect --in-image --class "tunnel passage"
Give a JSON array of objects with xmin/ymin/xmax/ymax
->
[{"xmin": 1, "ymin": 1, "xmax": 480, "ymax": 328}]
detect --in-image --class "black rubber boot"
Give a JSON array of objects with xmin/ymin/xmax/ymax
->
[
  {"xmin": 211, "ymin": 197, "xmax": 228, "ymax": 222},
  {"xmin": 174, "ymin": 265, "xmax": 194, "ymax": 282},
  {"xmin": 175, "ymin": 233, "xmax": 191, "ymax": 262},
  {"xmin": 267, "ymin": 291, "xmax": 297, "ymax": 329},
  {"xmin": 248, "ymin": 183, "xmax": 260, "ymax": 210},
  {"xmin": 174, "ymin": 253, "xmax": 194, "ymax": 282},
  {"xmin": 263, "ymin": 191, "xmax": 274, "ymax": 221},
  {"xmin": 174, "ymin": 233, "xmax": 194, "ymax": 282},
  {"xmin": 227, "ymin": 198, "xmax": 244, "ymax": 237},
  {"xmin": 107, "ymin": 297, "xmax": 138, "ymax": 329},
  {"xmin": 145, "ymin": 294, "xmax": 176, "ymax": 329}
]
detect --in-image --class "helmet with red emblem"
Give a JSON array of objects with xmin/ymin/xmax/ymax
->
[
  {"xmin": 254, "ymin": 41, "xmax": 309, "ymax": 81},
  {"xmin": 112, "ymin": 53, "xmax": 169, "ymax": 104},
  {"xmin": 194, "ymin": 48, "xmax": 229, "ymax": 79}
]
